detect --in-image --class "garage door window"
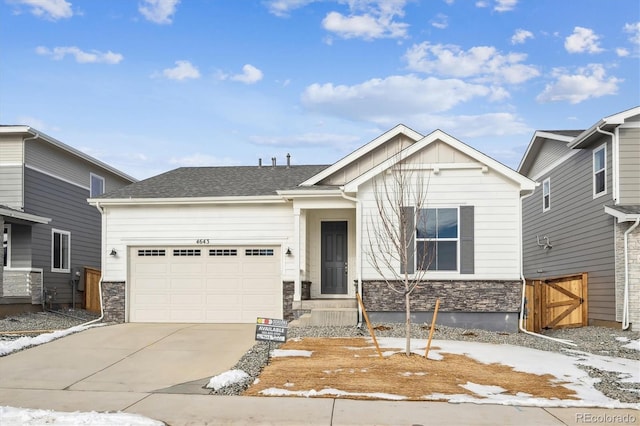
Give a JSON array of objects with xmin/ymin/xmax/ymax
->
[
  {"xmin": 246, "ymin": 248, "xmax": 274, "ymax": 256},
  {"xmin": 138, "ymin": 249, "xmax": 166, "ymax": 256},
  {"xmin": 173, "ymin": 249, "xmax": 201, "ymax": 256},
  {"xmin": 210, "ymin": 249, "xmax": 237, "ymax": 256}
]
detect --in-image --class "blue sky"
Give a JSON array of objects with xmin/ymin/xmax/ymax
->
[{"xmin": 1, "ymin": 0, "xmax": 638, "ymax": 180}]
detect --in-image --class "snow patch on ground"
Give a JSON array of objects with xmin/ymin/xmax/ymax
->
[
  {"xmin": 270, "ymin": 349, "xmax": 313, "ymax": 357},
  {"xmin": 206, "ymin": 369, "xmax": 249, "ymax": 390},
  {"xmin": 0, "ymin": 324, "xmax": 103, "ymax": 357},
  {"xmin": 0, "ymin": 406, "xmax": 163, "ymax": 426}
]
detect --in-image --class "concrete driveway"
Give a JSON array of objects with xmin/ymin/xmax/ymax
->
[{"xmin": 0, "ymin": 323, "xmax": 256, "ymax": 394}]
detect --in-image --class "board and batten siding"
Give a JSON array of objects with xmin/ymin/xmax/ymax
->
[
  {"xmin": 360, "ymin": 167, "xmax": 523, "ymax": 281},
  {"xmin": 24, "ymin": 168, "xmax": 102, "ymax": 304},
  {"xmin": 522, "ymin": 136, "xmax": 616, "ymax": 322},
  {"xmin": 618, "ymin": 127, "xmax": 640, "ymax": 205},
  {"xmin": 527, "ymin": 139, "xmax": 573, "ymax": 178},
  {"xmin": 102, "ymin": 203, "xmax": 295, "ymax": 282}
]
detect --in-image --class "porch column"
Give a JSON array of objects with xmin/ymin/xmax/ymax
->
[{"xmin": 293, "ymin": 208, "xmax": 301, "ymax": 301}]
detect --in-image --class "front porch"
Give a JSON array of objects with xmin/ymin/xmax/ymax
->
[{"xmin": 290, "ymin": 298, "xmax": 358, "ymax": 327}]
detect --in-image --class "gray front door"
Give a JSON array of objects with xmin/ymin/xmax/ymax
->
[{"xmin": 321, "ymin": 221, "xmax": 348, "ymax": 294}]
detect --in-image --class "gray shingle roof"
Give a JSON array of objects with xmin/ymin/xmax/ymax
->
[{"xmin": 98, "ymin": 165, "xmax": 330, "ymax": 199}]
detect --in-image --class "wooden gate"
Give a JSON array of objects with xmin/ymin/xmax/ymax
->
[
  {"xmin": 84, "ymin": 267, "xmax": 102, "ymax": 313},
  {"xmin": 524, "ymin": 273, "xmax": 588, "ymax": 333}
]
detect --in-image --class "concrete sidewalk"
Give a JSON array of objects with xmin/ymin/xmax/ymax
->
[{"xmin": 0, "ymin": 323, "xmax": 637, "ymax": 425}]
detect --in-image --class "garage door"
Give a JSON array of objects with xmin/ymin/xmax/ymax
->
[{"xmin": 129, "ymin": 246, "xmax": 281, "ymax": 323}]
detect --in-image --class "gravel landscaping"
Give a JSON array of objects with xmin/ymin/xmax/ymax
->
[{"xmin": 1, "ymin": 311, "xmax": 638, "ymax": 404}]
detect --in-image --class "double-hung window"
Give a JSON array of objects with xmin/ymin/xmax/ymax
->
[
  {"xmin": 3, "ymin": 225, "xmax": 9, "ymax": 267},
  {"xmin": 542, "ymin": 178, "xmax": 551, "ymax": 212},
  {"xmin": 52, "ymin": 229, "xmax": 70, "ymax": 272},
  {"xmin": 593, "ymin": 145, "xmax": 606, "ymax": 197},
  {"xmin": 90, "ymin": 173, "xmax": 105, "ymax": 197},
  {"xmin": 416, "ymin": 208, "xmax": 458, "ymax": 271}
]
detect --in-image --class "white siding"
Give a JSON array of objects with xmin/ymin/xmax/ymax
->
[
  {"xmin": 103, "ymin": 203, "xmax": 295, "ymax": 282},
  {"xmin": 0, "ymin": 137, "xmax": 23, "ymax": 164},
  {"xmin": 359, "ymin": 167, "xmax": 522, "ymax": 280}
]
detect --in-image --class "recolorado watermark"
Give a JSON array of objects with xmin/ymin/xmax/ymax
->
[{"xmin": 575, "ymin": 413, "xmax": 637, "ymax": 424}]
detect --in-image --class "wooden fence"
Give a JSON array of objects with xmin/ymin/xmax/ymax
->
[
  {"xmin": 84, "ymin": 267, "xmax": 102, "ymax": 313},
  {"xmin": 524, "ymin": 273, "xmax": 588, "ymax": 333}
]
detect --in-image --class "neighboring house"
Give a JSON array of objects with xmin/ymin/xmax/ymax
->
[
  {"xmin": 91, "ymin": 125, "xmax": 535, "ymax": 332},
  {"xmin": 0, "ymin": 126, "xmax": 137, "ymax": 316},
  {"xmin": 518, "ymin": 106, "xmax": 640, "ymax": 331}
]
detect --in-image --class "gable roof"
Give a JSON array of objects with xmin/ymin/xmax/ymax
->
[
  {"xmin": 299, "ymin": 124, "xmax": 423, "ymax": 187},
  {"xmin": 569, "ymin": 106, "xmax": 640, "ymax": 149},
  {"xmin": 343, "ymin": 129, "xmax": 536, "ymax": 192},
  {"xmin": 517, "ymin": 130, "xmax": 582, "ymax": 177},
  {"xmin": 0, "ymin": 126, "xmax": 137, "ymax": 183},
  {"xmin": 96, "ymin": 165, "xmax": 329, "ymax": 200}
]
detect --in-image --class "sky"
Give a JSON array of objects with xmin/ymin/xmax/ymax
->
[{"xmin": 0, "ymin": 0, "xmax": 639, "ymax": 181}]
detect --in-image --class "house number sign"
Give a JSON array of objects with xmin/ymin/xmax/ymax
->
[{"xmin": 195, "ymin": 239, "xmax": 210, "ymax": 244}]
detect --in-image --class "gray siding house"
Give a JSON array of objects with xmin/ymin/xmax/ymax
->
[
  {"xmin": 518, "ymin": 106, "xmax": 640, "ymax": 330},
  {"xmin": 0, "ymin": 126, "xmax": 136, "ymax": 316}
]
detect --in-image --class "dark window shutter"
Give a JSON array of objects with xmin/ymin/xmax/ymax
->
[
  {"xmin": 400, "ymin": 206, "xmax": 415, "ymax": 274},
  {"xmin": 460, "ymin": 205, "xmax": 474, "ymax": 274}
]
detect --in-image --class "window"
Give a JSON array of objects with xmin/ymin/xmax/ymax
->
[
  {"xmin": 90, "ymin": 173, "xmax": 105, "ymax": 197},
  {"xmin": 593, "ymin": 145, "xmax": 606, "ymax": 197},
  {"xmin": 245, "ymin": 249, "xmax": 274, "ymax": 256},
  {"xmin": 210, "ymin": 249, "xmax": 237, "ymax": 256},
  {"xmin": 542, "ymin": 178, "xmax": 551, "ymax": 212},
  {"xmin": 173, "ymin": 249, "xmax": 201, "ymax": 256},
  {"xmin": 52, "ymin": 229, "xmax": 70, "ymax": 272},
  {"xmin": 416, "ymin": 208, "xmax": 458, "ymax": 271},
  {"xmin": 3, "ymin": 225, "xmax": 10, "ymax": 267},
  {"xmin": 138, "ymin": 249, "xmax": 166, "ymax": 257}
]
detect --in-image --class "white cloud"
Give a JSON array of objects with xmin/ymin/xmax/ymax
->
[
  {"xmin": 494, "ymin": 0, "xmax": 517, "ymax": 12},
  {"xmin": 565, "ymin": 27, "xmax": 604, "ymax": 54},
  {"xmin": 35, "ymin": 46, "xmax": 123, "ymax": 64},
  {"xmin": 431, "ymin": 13, "xmax": 448, "ymax": 29},
  {"xmin": 616, "ymin": 48, "xmax": 630, "ymax": 57},
  {"xmin": 139, "ymin": 0, "xmax": 180, "ymax": 24},
  {"xmin": 265, "ymin": 0, "xmax": 318, "ymax": 17},
  {"xmin": 404, "ymin": 42, "xmax": 539, "ymax": 85},
  {"xmin": 511, "ymin": 29, "xmax": 533, "ymax": 45},
  {"xmin": 9, "ymin": 0, "xmax": 72, "ymax": 20},
  {"xmin": 321, "ymin": 0, "xmax": 409, "ymax": 40},
  {"xmin": 161, "ymin": 60, "xmax": 200, "ymax": 80},
  {"xmin": 229, "ymin": 64, "xmax": 264, "ymax": 84},
  {"xmin": 301, "ymin": 74, "xmax": 492, "ymax": 123},
  {"xmin": 475, "ymin": 1, "xmax": 488, "ymax": 7},
  {"xmin": 623, "ymin": 22, "xmax": 640, "ymax": 45},
  {"xmin": 536, "ymin": 64, "xmax": 621, "ymax": 104}
]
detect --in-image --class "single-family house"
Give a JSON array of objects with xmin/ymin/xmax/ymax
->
[
  {"xmin": 90, "ymin": 125, "xmax": 536, "ymax": 331},
  {"xmin": 518, "ymin": 106, "xmax": 640, "ymax": 331},
  {"xmin": 0, "ymin": 126, "xmax": 137, "ymax": 316}
]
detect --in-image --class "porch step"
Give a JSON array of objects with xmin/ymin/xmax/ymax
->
[
  {"xmin": 293, "ymin": 299, "xmax": 358, "ymax": 310},
  {"xmin": 290, "ymin": 307, "xmax": 358, "ymax": 327}
]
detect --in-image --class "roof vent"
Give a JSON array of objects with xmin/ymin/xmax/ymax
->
[
  {"xmin": 286, "ymin": 153, "xmax": 291, "ymax": 168},
  {"xmin": 271, "ymin": 157, "xmax": 276, "ymax": 167},
  {"xmin": 258, "ymin": 158, "xmax": 262, "ymax": 168}
]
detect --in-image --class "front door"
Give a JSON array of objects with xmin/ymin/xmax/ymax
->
[{"xmin": 321, "ymin": 221, "xmax": 348, "ymax": 294}]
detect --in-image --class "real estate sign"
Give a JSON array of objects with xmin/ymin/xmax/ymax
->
[{"xmin": 255, "ymin": 317, "xmax": 288, "ymax": 343}]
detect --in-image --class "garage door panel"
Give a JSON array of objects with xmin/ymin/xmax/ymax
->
[
  {"xmin": 130, "ymin": 246, "xmax": 281, "ymax": 323},
  {"xmin": 206, "ymin": 262, "xmax": 241, "ymax": 274},
  {"xmin": 170, "ymin": 278, "xmax": 204, "ymax": 290},
  {"xmin": 206, "ymin": 278, "xmax": 241, "ymax": 291}
]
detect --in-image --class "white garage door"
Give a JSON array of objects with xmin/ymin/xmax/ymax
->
[{"xmin": 129, "ymin": 246, "xmax": 281, "ymax": 323}]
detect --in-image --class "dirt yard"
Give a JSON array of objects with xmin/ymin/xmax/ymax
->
[{"xmin": 243, "ymin": 337, "xmax": 578, "ymax": 401}]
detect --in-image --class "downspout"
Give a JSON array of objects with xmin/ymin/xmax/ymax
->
[
  {"xmin": 80, "ymin": 201, "xmax": 106, "ymax": 326},
  {"xmin": 622, "ymin": 217, "xmax": 640, "ymax": 330},
  {"xmin": 340, "ymin": 190, "xmax": 362, "ymax": 326},
  {"xmin": 519, "ymin": 190, "xmax": 575, "ymax": 345}
]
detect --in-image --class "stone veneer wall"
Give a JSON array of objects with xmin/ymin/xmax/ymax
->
[
  {"xmin": 615, "ymin": 223, "xmax": 640, "ymax": 329},
  {"xmin": 282, "ymin": 280, "xmax": 294, "ymax": 321},
  {"xmin": 0, "ymin": 217, "xmax": 3, "ymax": 295},
  {"xmin": 362, "ymin": 280, "xmax": 522, "ymax": 312},
  {"xmin": 101, "ymin": 281, "xmax": 125, "ymax": 323}
]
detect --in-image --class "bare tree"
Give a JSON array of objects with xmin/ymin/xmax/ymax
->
[{"xmin": 366, "ymin": 157, "xmax": 433, "ymax": 356}]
